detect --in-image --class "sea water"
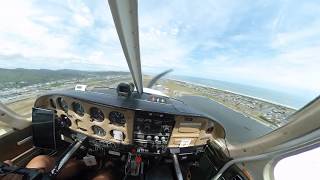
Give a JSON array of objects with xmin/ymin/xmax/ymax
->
[{"xmin": 169, "ymin": 75, "xmax": 314, "ymax": 109}]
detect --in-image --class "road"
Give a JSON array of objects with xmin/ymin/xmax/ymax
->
[{"xmin": 179, "ymin": 95, "xmax": 274, "ymax": 144}]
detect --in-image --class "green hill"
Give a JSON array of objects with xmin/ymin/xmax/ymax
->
[{"xmin": 0, "ymin": 68, "xmax": 129, "ymax": 89}]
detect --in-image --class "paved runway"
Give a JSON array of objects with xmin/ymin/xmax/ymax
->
[{"xmin": 179, "ymin": 95, "xmax": 274, "ymax": 144}]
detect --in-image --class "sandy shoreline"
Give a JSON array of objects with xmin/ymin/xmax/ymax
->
[{"xmin": 168, "ymin": 78, "xmax": 297, "ymax": 110}]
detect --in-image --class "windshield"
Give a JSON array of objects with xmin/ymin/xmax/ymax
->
[{"xmin": 0, "ymin": 0, "xmax": 319, "ymax": 142}]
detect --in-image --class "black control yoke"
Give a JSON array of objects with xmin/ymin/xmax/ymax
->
[{"xmin": 50, "ymin": 134, "xmax": 87, "ymax": 177}]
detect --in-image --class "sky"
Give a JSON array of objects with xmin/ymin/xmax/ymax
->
[{"xmin": 0, "ymin": 0, "xmax": 319, "ymax": 98}]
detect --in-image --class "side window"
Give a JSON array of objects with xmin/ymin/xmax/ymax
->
[
  {"xmin": 274, "ymin": 146, "xmax": 320, "ymax": 180},
  {"xmin": 0, "ymin": 121, "xmax": 13, "ymax": 137},
  {"xmin": 6, "ymin": 99, "xmax": 34, "ymax": 120}
]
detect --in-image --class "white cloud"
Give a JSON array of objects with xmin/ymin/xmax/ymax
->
[
  {"xmin": 139, "ymin": 27, "xmax": 190, "ymax": 71},
  {"xmin": 0, "ymin": 0, "xmax": 73, "ymax": 59},
  {"xmin": 67, "ymin": 0, "xmax": 94, "ymax": 27},
  {"xmin": 0, "ymin": 0, "xmax": 122, "ymax": 69},
  {"xmin": 271, "ymin": 22, "xmax": 320, "ymax": 50},
  {"xmin": 0, "ymin": 0, "xmax": 319, "ymax": 98},
  {"xmin": 87, "ymin": 50, "xmax": 127, "ymax": 69},
  {"xmin": 193, "ymin": 45, "xmax": 320, "ymax": 95}
]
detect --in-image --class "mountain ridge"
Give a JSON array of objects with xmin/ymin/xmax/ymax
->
[{"xmin": 0, "ymin": 68, "xmax": 130, "ymax": 89}]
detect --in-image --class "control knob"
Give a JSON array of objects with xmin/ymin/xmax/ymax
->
[{"xmin": 162, "ymin": 127, "xmax": 170, "ymax": 134}]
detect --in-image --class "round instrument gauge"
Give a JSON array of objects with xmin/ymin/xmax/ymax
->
[
  {"xmin": 110, "ymin": 130, "xmax": 125, "ymax": 141},
  {"xmin": 72, "ymin": 102, "xmax": 84, "ymax": 116},
  {"xmin": 57, "ymin": 97, "xmax": 68, "ymax": 112},
  {"xmin": 91, "ymin": 125, "xmax": 106, "ymax": 137},
  {"xmin": 90, "ymin": 107, "xmax": 104, "ymax": 122},
  {"xmin": 109, "ymin": 111, "xmax": 125, "ymax": 126},
  {"xmin": 60, "ymin": 114, "xmax": 71, "ymax": 127}
]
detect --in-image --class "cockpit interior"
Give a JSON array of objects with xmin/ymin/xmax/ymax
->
[
  {"xmin": 22, "ymin": 86, "xmax": 246, "ymax": 179},
  {"xmin": 1, "ymin": 0, "xmax": 320, "ymax": 180},
  {"xmin": 0, "ymin": 84, "xmax": 250, "ymax": 179}
]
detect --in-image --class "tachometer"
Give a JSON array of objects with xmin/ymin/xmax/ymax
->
[
  {"xmin": 109, "ymin": 111, "xmax": 126, "ymax": 126},
  {"xmin": 91, "ymin": 125, "xmax": 106, "ymax": 137},
  {"xmin": 72, "ymin": 102, "xmax": 84, "ymax": 116},
  {"xmin": 90, "ymin": 107, "xmax": 104, "ymax": 122},
  {"xmin": 57, "ymin": 97, "xmax": 68, "ymax": 112}
]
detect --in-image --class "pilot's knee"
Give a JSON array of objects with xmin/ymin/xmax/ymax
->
[
  {"xmin": 26, "ymin": 155, "xmax": 55, "ymax": 172},
  {"xmin": 57, "ymin": 159, "xmax": 86, "ymax": 179},
  {"xmin": 92, "ymin": 170, "xmax": 116, "ymax": 180}
]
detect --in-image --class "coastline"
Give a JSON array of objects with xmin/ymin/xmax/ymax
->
[{"xmin": 168, "ymin": 77, "xmax": 297, "ymax": 110}]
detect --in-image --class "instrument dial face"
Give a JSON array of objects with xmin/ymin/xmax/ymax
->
[
  {"xmin": 57, "ymin": 97, "xmax": 68, "ymax": 112},
  {"xmin": 60, "ymin": 114, "xmax": 71, "ymax": 127},
  {"xmin": 90, "ymin": 107, "xmax": 104, "ymax": 122},
  {"xmin": 72, "ymin": 102, "xmax": 84, "ymax": 116},
  {"xmin": 110, "ymin": 130, "xmax": 125, "ymax": 141},
  {"xmin": 109, "ymin": 111, "xmax": 126, "ymax": 126},
  {"xmin": 91, "ymin": 125, "xmax": 106, "ymax": 137}
]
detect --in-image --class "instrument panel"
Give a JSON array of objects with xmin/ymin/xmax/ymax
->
[
  {"xmin": 34, "ymin": 93, "xmax": 225, "ymax": 154},
  {"xmin": 45, "ymin": 95, "xmax": 134, "ymax": 144},
  {"xmin": 133, "ymin": 111, "xmax": 175, "ymax": 153}
]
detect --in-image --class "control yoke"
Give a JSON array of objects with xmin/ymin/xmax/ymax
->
[
  {"xmin": 50, "ymin": 135, "xmax": 87, "ymax": 177},
  {"xmin": 172, "ymin": 154, "xmax": 184, "ymax": 180}
]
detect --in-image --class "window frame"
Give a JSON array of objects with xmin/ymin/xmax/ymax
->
[{"xmin": 268, "ymin": 143, "xmax": 320, "ymax": 180}]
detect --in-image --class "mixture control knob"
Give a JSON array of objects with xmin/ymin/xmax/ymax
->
[
  {"xmin": 163, "ymin": 127, "xmax": 170, "ymax": 134},
  {"xmin": 154, "ymin": 136, "xmax": 159, "ymax": 140},
  {"xmin": 146, "ymin": 135, "xmax": 152, "ymax": 140}
]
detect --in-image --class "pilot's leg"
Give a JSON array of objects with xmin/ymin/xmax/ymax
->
[
  {"xmin": 26, "ymin": 155, "xmax": 86, "ymax": 179},
  {"xmin": 90, "ymin": 161, "xmax": 118, "ymax": 180},
  {"xmin": 91, "ymin": 169, "xmax": 116, "ymax": 180},
  {"xmin": 57, "ymin": 158, "xmax": 86, "ymax": 179},
  {"xmin": 26, "ymin": 155, "xmax": 55, "ymax": 173},
  {"xmin": 0, "ymin": 156, "xmax": 54, "ymax": 180},
  {"xmin": 3, "ymin": 156, "xmax": 86, "ymax": 179}
]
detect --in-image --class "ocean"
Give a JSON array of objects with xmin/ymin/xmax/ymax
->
[{"xmin": 169, "ymin": 76, "xmax": 313, "ymax": 109}]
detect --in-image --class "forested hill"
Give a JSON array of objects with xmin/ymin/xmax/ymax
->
[{"xmin": 0, "ymin": 68, "xmax": 129, "ymax": 89}]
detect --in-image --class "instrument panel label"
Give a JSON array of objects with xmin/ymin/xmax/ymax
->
[{"xmin": 179, "ymin": 139, "xmax": 192, "ymax": 147}]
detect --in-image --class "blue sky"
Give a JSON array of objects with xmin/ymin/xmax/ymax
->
[{"xmin": 0, "ymin": 0, "xmax": 319, "ymax": 98}]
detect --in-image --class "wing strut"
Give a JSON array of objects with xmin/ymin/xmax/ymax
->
[{"xmin": 108, "ymin": 0, "xmax": 143, "ymax": 94}]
